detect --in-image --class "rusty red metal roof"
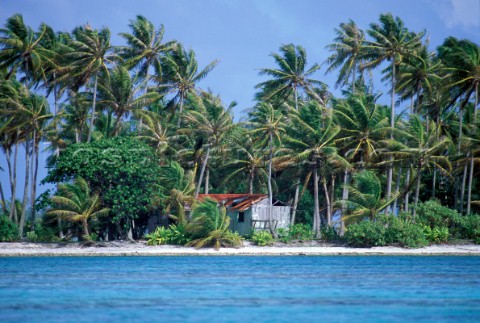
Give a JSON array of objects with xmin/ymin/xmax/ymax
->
[{"xmin": 197, "ymin": 194, "xmax": 268, "ymax": 211}]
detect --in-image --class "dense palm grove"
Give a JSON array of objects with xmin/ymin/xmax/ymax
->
[{"xmin": 0, "ymin": 13, "xmax": 479, "ymax": 246}]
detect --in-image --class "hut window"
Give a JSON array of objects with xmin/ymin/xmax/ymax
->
[{"xmin": 238, "ymin": 211, "xmax": 245, "ymax": 222}]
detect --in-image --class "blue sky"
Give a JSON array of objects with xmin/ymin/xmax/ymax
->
[{"xmin": 1, "ymin": 0, "xmax": 479, "ymax": 199}]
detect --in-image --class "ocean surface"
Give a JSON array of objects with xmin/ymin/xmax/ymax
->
[{"xmin": 1, "ymin": 256, "xmax": 479, "ymax": 322}]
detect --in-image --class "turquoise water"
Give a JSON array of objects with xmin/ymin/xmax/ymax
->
[{"xmin": 1, "ymin": 256, "xmax": 479, "ymax": 322}]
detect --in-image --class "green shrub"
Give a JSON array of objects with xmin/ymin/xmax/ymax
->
[
  {"xmin": 424, "ymin": 226, "xmax": 449, "ymax": 244},
  {"xmin": 0, "ymin": 216, "xmax": 19, "ymax": 242},
  {"xmin": 276, "ymin": 224, "xmax": 314, "ymax": 243},
  {"xmin": 288, "ymin": 223, "xmax": 314, "ymax": 241},
  {"xmin": 345, "ymin": 221, "xmax": 386, "ymax": 247},
  {"xmin": 416, "ymin": 200, "xmax": 461, "ymax": 230},
  {"xmin": 146, "ymin": 226, "xmax": 170, "ymax": 245},
  {"xmin": 381, "ymin": 215, "xmax": 428, "ymax": 248},
  {"xmin": 320, "ymin": 225, "xmax": 339, "ymax": 242},
  {"xmin": 251, "ymin": 230, "xmax": 274, "ymax": 246},
  {"xmin": 458, "ymin": 214, "xmax": 480, "ymax": 240},
  {"xmin": 26, "ymin": 220, "xmax": 60, "ymax": 242},
  {"xmin": 168, "ymin": 223, "xmax": 191, "ymax": 245},
  {"xmin": 26, "ymin": 230, "xmax": 38, "ymax": 242}
]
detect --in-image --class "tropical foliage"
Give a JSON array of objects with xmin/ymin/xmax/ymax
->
[{"xmin": 0, "ymin": 13, "xmax": 478, "ymax": 248}]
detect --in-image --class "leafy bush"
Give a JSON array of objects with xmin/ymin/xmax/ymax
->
[
  {"xmin": 146, "ymin": 226, "xmax": 170, "ymax": 245},
  {"xmin": 167, "ymin": 223, "xmax": 191, "ymax": 245},
  {"xmin": 457, "ymin": 214, "xmax": 480, "ymax": 240},
  {"xmin": 424, "ymin": 226, "xmax": 449, "ymax": 244},
  {"xmin": 276, "ymin": 224, "xmax": 314, "ymax": 243},
  {"xmin": 415, "ymin": 200, "xmax": 461, "ymax": 230},
  {"xmin": 251, "ymin": 230, "xmax": 275, "ymax": 246},
  {"xmin": 0, "ymin": 216, "xmax": 19, "ymax": 242},
  {"xmin": 26, "ymin": 220, "xmax": 60, "ymax": 242},
  {"xmin": 344, "ymin": 220, "xmax": 386, "ymax": 247},
  {"xmin": 288, "ymin": 223, "xmax": 314, "ymax": 241},
  {"xmin": 382, "ymin": 216, "xmax": 428, "ymax": 248},
  {"xmin": 320, "ymin": 225, "xmax": 339, "ymax": 242}
]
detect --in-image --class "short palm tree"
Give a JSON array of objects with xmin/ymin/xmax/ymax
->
[
  {"xmin": 186, "ymin": 197, "xmax": 242, "ymax": 250},
  {"xmin": 343, "ymin": 170, "xmax": 397, "ymax": 222},
  {"xmin": 47, "ymin": 177, "xmax": 109, "ymax": 239}
]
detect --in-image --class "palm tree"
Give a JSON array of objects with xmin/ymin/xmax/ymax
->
[
  {"xmin": 363, "ymin": 13, "xmax": 424, "ymax": 207},
  {"xmin": 181, "ymin": 93, "xmax": 234, "ymax": 197},
  {"xmin": 280, "ymin": 102, "xmax": 344, "ymax": 235},
  {"xmin": 119, "ymin": 15, "xmax": 176, "ymax": 81},
  {"xmin": 248, "ymin": 102, "xmax": 286, "ymax": 236},
  {"xmin": 159, "ymin": 44, "xmax": 218, "ymax": 124},
  {"xmin": 256, "ymin": 43, "xmax": 326, "ymax": 109},
  {"xmin": 97, "ymin": 65, "xmax": 160, "ymax": 135},
  {"xmin": 343, "ymin": 170, "xmax": 397, "ymax": 221},
  {"xmin": 64, "ymin": 25, "xmax": 116, "ymax": 142},
  {"xmin": 325, "ymin": 19, "xmax": 365, "ymax": 92},
  {"xmin": 119, "ymin": 15, "xmax": 176, "ymax": 130},
  {"xmin": 221, "ymin": 130, "xmax": 268, "ymax": 194},
  {"xmin": 388, "ymin": 116, "xmax": 451, "ymax": 216},
  {"xmin": 0, "ymin": 14, "xmax": 53, "ymax": 84},
  {"xmin": 438, "ymin": 37, "xmax": 479, "ymax": 214},
  {"xmin": 158, "ymin": 161, "xmax": 195, "ymax": 225},
  {"xmin": 47, "ymin": 176, "xmax": 110, "ymax": 239},
  {"xmin": 186, "ymin": 197, "xmax": 242, "ymax": 250},
  {"xmin": 137, "ymin": 110, "xmax": 177, "ymax": 162}
]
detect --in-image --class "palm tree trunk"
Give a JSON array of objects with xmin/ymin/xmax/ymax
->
[
  {"xmin": 177, "ymin": 93, "xmax": 184, "ymax": 127},
  {"xmin": 454, "ymin": 107, "xmax": 464, "ymax": 210},
  {"xmin": 466, "ymin": 86, "xmax": 477, "ymax": 215},
  {"xmin": 413, "ymin": 168, "xmax": 422, "ymax": 218},
  {"xmin": 204, "ymin": 167, "xmax": 209, "ymax": 195},
  {"xmin": 313, "ymin": 164, "xmax": 320, "ymax": 237},
  {"xmin": 267, "ymin": 133, "xmax": 277, "ymax": 238},
  {"xmin": 6, "ymin": 146, "xmax": 15, "ymax": 221},
  {"xmin": 19, "ymin": 137, "xmax": 31, "ymax": 237},
  {"xmin": 323, "ymin": 180, "xmax": 332, "ymax": 226},
  {"xmin": 341, "ymin": 169, "xmax": 349, "ymax": 235},
  {"xmin": 432, "ymin": 168, "xmax": 437, "ymax": 199},
  {"xmin": 0, "ymin": 181, "xmax": 7, "ymax": 215},
  {"xmin": 291, "ymin": 180, "xmax": 300, "ymax": 225},
  {"xmin": 194, "ymin": 145, "xmax": 210, "ymax": 198},
  {"xmin": 30, "ymin": 130, "xmax": 40, "ymax": 230},
  {"xmin": 114, "ymin": 112, "xmax": 124, "ymax": 136},
  {"xmin": 330, "ymin": 175, "xmax": 335, "ymax": 222},
  {"xmin": 392, "ymin": 166, "xmax": 403, "ymax": 213},
  {"xmin": 87, "ymin": 74, "xmax": 98, "ymax": 143},
  {"xmin": 404, "ymin": 167, "xmax": 411, "ymax": 213},
  {"xmin": 460, "ymin": 161, "xmax": 468, "ymax": 214},
  {"xmin": 248, "ymin": 172, "xmax": 254, "ymax": 194},
  {"xmin": 386, "ymin": 60, "xmax": 396, "ymax": 214},
  {"xmin": 294, "ymin": 87, "xmax": 298, "ymax": 111},
  {"xmin": 82, "ymin": 219, "xmax": 90, "ymax": 237}
]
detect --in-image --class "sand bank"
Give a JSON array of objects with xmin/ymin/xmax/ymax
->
[{"xmin": 1, "ymin": 241, "xmax": 480, "ymax": 256}]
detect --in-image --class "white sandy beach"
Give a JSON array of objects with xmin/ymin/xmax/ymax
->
[{"xmin": 1, "ymin": 241, "xmax": 480, "ymax": 256}]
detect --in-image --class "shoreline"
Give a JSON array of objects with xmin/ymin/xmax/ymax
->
[{"xmin": 1, "ymin": 242, "xmax": 480, "ymax": 256}]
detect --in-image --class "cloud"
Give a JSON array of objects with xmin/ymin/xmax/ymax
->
[{"xmin": 437, "ymin": 0, "xmax": 480, "ymax": 29}]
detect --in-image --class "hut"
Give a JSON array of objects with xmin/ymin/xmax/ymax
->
[{"xmin": 197, "ymin": 194, "xmax": 291, "ymax": 236}]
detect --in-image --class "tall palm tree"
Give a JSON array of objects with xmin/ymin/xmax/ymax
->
[
  {"xmin": 388, "ymin": 116, "xmax": 451, "ymax": 216},
  {"xmin": 47, "ymin": 176, "xmax": 110, "ymax": 239},
  {"xmin": 248, "ymin": 102, "xmax": 286, "ymax": 236},
  {"xmin": 0, "ymin": 14, "xmax": 53, "ymax": 84},
  {"xmin": 281, "ymin": 102, "xmax": 344, "ymax": 235},
  {"xmin": 363, "ymin": 13, "xmax": 424, "ymax": 208},
  {"xmin": 256, "ymin": 43, "xmax": 326, "ymax": 109},
  {"xmin": 181, "ymin": 92, "xmax": 234, "ymax": 197},
  {"xmin": 325, "ymin": 19, "xmax": 365, "ymax": 92},
  {"xmin": 97, "ymin": 65, "xmax": 160, "ymax": 135},
  {"xmin": 159, "ymin": 45, "xmax": 218, "ymax": 124},
  {"xmin": 64, "ymin": 25, "xmax": 116, "ymax": 142},
  {"xmin": 438, "ymin": 37, "xmax": 479, "ymax": 214}
]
